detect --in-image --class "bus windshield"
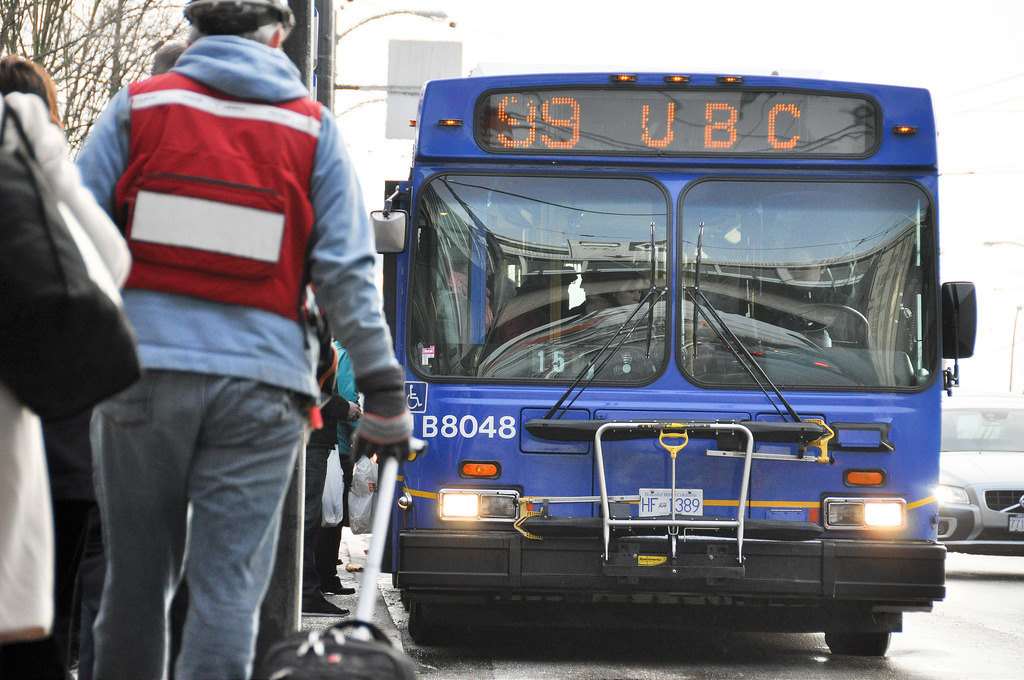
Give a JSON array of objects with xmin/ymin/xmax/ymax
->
[
  {"xmin": 680, "ymin": 180, "xmax": 936, "ymax": 389},
  {"xmin": 408, "ymin": 174, "xmax": 668, "ymax": 382}
]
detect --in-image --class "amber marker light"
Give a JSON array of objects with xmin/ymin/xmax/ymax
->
[
  {"xmin": 664, "ymin": 75, "xmax": 691, "ymax": 84},
  {"xmin": 408, "ymin": 120, "xmax": 417, "ymax": 128},
  {"xmin": 610, "ymin": 74, "xmax": 638, "ymax": 83},
  {"xmin": 460, "ymin": 461, "xmax": 500, "ymax": 479},
  {"xmin": 892, "ymin": 125, "xmax": 918, "ymax": 135},
  {"xmin": 717, "ymin": 75, "xmax": 744, "ymax": 84},
  {"xmin": 845, "ymin": 469, "xmax": 886, "ymax": 487},
  {"xmin": 438, "ymin": 118, "xmax": 463, "ymax": 127}
]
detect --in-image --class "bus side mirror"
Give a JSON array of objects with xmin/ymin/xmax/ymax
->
[
  {"xmin": 371, "ymin": 209, "xmax": 409, "ymax": 254},
  {"xmin": 941, "ymin": 281, "xmax": 977, "ymax": 359}
]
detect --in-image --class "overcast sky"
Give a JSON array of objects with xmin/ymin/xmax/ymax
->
[{"xmin": 332, "ymin": 0, "xmax": 1024, "ymax": 392}]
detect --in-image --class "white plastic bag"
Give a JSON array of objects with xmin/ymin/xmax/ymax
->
[
  {"xmin": 321, "ymin": 447, "xmax": 345, "ymax": 527},
  {"xmin": 348, "ymin": 455, "xmax": 378, "ymax": 534}
]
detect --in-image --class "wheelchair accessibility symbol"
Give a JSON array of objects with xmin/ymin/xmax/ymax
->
[{"xmin": 406, "ymin": 381, "xmax": 427, "ymax": 413}]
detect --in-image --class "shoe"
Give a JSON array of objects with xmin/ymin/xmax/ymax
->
[
  {"xmin": 302, "ymin": 593, "xmax": 349, "ymax": 616},
  {"xmin": 320, "ymin": 580, "xmax": 356, "ymax": 595}
]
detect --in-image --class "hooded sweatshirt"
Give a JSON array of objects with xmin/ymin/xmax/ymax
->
[{"xmin": 77, "ymin": 35, "xmax": 399, "ymax": 397}]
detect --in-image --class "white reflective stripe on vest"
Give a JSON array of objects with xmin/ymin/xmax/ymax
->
[
  {"xmin": 130, "ymin": 89, "xmax": 321, "ymax": 138},
  {"xmin": 132, "ymin": 191, "xmax": 285, "ymax": 262}
]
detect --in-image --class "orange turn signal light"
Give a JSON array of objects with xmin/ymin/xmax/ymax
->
[
  {"xmin": 460, "ymin": 461, "xmax": 500, "ymax": 479},
  {"xmin": 438, "ymin": 118, "xmax": 463, "ymax": 127},
  {"xmin": 892, "ymin": 125, "xmax": 918, "ymax": 135},
  {"xmin": 610, "ymin": 74, "xmax": 638, "ymax": 83},
  {"xmin": 845, "ymin": 469, "xmax": 886, "ymax": 487}
]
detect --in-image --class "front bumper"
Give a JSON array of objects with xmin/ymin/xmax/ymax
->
[
  {"xmin": 938, "ymin": 503, "xmax": 1024, "ymax": 556},
  {"xmin": 397, "ymin": 529, "xmax": 945, "ymax": 607}
]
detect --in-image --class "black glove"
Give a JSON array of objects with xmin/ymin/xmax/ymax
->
[{"xmin": 353, "ymin": 366, "xmax": 414, "ymax": 462}]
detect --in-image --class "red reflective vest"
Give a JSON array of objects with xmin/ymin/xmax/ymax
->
[{"xmin": 116, "ymin": 73, "xmax": 322, "ymax": 321}]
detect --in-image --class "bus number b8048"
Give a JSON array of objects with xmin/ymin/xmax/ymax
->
[{"xmin": 422, "ymin": 414, "xmax": 517, "ymax": 440}]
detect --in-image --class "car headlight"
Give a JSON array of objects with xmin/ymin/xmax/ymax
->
[{"xmin": 934, "ymin": 484, "xmax": 970, "ymax": 505}]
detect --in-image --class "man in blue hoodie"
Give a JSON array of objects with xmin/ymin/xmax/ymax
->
[{"xmin": 76, "ymin": 1, "xmax": 412, "ymax": 678}]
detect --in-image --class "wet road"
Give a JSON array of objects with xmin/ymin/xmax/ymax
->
[{"xmin": 383, "ymin": 552, "xmax": 1024, "ymax": 680}]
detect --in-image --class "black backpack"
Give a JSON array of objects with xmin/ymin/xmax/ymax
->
[{"xmin": 0, "ymin": 101, "xmax": 141, "ymax": 421}]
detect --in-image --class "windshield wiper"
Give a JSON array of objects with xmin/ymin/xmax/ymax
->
[
  {"xmin": 687, "ymin": 223, "xmax": 803, "ymax": 423},
  {"xmin": 544, "ymin": 221, "xmax": 664, "ymax": 420},
  {"xmin": 543, "ymin": 284, "xmax": 665, "ymax": 420}
]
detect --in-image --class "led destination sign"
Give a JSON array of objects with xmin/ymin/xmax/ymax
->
[{"xmin": 477, "ymin": 87, "xmax": 878, "ymax": 157}]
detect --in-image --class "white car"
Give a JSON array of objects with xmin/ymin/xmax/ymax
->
[{"xmin": 937, "ymin": 395, "xmax": 1024, "ymax": 555}]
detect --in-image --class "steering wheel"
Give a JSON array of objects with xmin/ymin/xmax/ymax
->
[
  {"xmin": 805, "ymin": 303, "xmax": 871, "ymax": 347},
  {"xmin": 598, "ymin": 346, "xmax": 658, "ymax": 379}
]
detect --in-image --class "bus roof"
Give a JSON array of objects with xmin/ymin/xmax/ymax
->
[{"xmin": 468, "ymin": 63, "xmax": 824, "ymax": 79}]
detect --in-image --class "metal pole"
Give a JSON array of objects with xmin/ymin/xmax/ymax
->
[
  {"xmin": 1011, "ymin": 305, "xmax": 1022, "ymax": 392},
  {"xmin": 982, "ymin": 243, "xmax": 1024, "ymax": 393},
  {"xmin": 283, "ymin": 0, "xmax": 316, "ymax": 92},
  {"xmin": 314, "ymin": 0, "xmax": 335, "ymax": 109}
]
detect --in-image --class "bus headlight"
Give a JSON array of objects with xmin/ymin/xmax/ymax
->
[
  {"xmin": 823, "ymin": 497, "xmax": 906, "ymax": 530},
  {"xmin": 440, "ymin": 492, "xmax": 478, "ymax": 518},
  {"xmin": 934, "ymin": 484, "xmax": 970, "ymax": 505},
  {"xmin": 438, "ymin": 489, "xmax": 519, "ymax": 521}
]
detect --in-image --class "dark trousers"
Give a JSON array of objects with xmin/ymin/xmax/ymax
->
[
  {"xmin": 0, "ymin": 500, "xmax": 94, "ymax": 680},
  {"xmin": 315, "ymin": 524, "xmax": 343, "ymax": 583},
  {"xmin": 314, "ymin": 450, "xmax": 352, "ymax": 584},
  {"xmin": 301, "ymin": 445, "xmax": 332, "ymax": 602}
]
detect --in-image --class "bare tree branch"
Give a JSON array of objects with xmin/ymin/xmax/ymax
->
[{"xmin": 3, "ymin": 0, "xmax": 187, "ymax": 152}]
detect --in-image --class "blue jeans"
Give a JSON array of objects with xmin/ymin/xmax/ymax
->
[{"xmin": 90, "ymin": 371, "xmax": 307, "ymax": 680}]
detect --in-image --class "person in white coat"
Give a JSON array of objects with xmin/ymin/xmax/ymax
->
[{"xmin": 0, "ymin": 70, "xmax": 131, "ymax": 655}]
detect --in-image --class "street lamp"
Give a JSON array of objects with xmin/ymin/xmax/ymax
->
[
  {"xmin": 336, "ymin": 10, "xmax": 449, "ymax": 44},
  {"xmin": 336, "ymin": 97, "xmax": 386, "ymax": 116},
  {"xmin": 333, "ymin": 6, "xmax": 454, "ymax": 115},
  {"xmin": 333, "ymin": 9, "xmax": 452, "ymax": 97}
]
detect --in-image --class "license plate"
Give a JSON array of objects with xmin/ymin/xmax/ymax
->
[
  {"xmin": 1009, "ymin": 514, "xmax": 1024, "ymax": 533},
  {"xmin": 638, "ymin": 488, "xmax": 703, "ymax": 517}
]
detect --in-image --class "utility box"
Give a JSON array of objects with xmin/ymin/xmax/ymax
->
[{"xmin": 386, "ymin": 40, "xmax": 462, "ymax": 139}]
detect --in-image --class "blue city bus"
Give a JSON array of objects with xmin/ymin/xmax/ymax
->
[{"xmin": 370, "ymin": 70, "xmax": 977, "ymax": 655}]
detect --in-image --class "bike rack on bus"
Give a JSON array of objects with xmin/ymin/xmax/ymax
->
[
  {"xmin": 593, "ymin": 421, "xmax": 754, "ymax": 565},
  {"xmin": 522, "ymin": 417, "xmax": 832, "ymax": 578}
]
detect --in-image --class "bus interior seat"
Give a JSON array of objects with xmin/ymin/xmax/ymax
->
[{"xmin": 892, "ymin": 351, "xmax": 915, "ymax": 385}]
